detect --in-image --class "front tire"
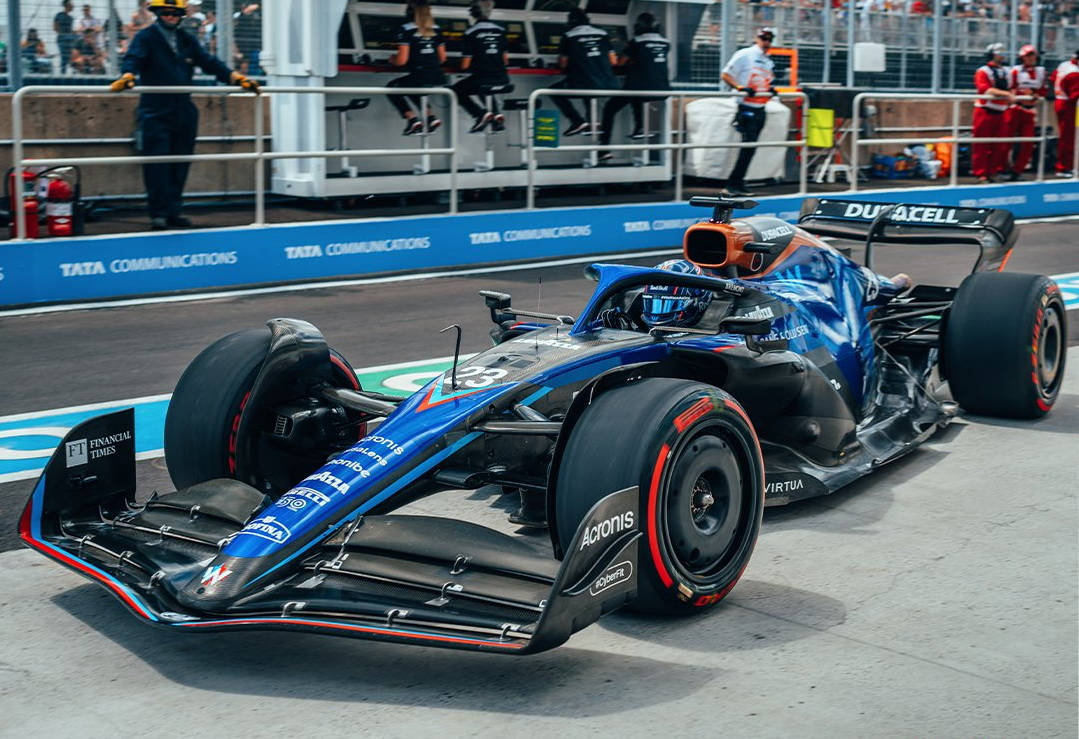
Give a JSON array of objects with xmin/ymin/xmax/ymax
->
[
  {"xmin": 555, "ymin": 379, "xmax": 764, "ymax": 614},
  {"xmin": 944, "ymin": 272, "xmax": 1066, "ymax": 418},
  {"xmin": 164, "ymin": 328, "xmax": 361, "ymax": 492}
]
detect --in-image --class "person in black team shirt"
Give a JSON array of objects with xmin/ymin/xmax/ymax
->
[
  {"xmin": 387, "ymin": 0, "xmax": 447, "ymax": 136},
  {"xmin": 550, "ymin": 8, "xmax": 618, "ymax": 137},
  {"xmin": 598, "ymin": 12, "xmax": 670, "ymax": 160},
  {"xmin": 452, "ymin": 2, "xmax": 510, "ymax": 134}
]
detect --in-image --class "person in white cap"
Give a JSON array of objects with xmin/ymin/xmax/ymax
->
[
  {"xmin": 720, "ymin": 27, "xmax": 779, "ymax": 196},
  {"xmin": 972, "ymin": 42, "xmax": 1013, "ymax": 183},
  {"xmin": 1004, "ymin": 44, "xmax": 1047, "ymax": 180}
]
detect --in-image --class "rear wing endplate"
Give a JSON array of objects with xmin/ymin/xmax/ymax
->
[{"xmin": 797, "ymin": 198, "xmax": 1017, "ymax": 273}]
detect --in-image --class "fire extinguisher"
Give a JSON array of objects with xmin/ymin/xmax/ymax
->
[
  {"xmin": 5, "ymin": 168, "xmax": 40, "ymax": 239},
  {"xmin": 35, "ymin": 166, "xmax": 81, "ymax": 238},
  {"xmin": 43, "ymin": 175, "xmax": 75, "ymax": 237}
]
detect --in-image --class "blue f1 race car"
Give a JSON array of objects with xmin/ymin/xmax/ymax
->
[{"xmin": 20, "ymin": 197, "xmax": 1066, "ymax": 654}]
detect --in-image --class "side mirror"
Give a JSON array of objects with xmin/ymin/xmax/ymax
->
[
  {"xmin": 479, "ymin": 290, "xmax": 512, "ymax": 311},
  {"xmin": 720, "ymin": 315, "xmax": 788, "ymax": 354},
  {"xmin": 479, "ymin": 290, "xmax": 515, "ymax": 325}
]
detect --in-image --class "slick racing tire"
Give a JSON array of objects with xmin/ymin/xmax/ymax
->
[
  {"xmin": 164, "ymin": 328, "xmax": 362, "ymax": 493},
  {"xmin": 555, "ymin": 379, "xmax": 764, "ymax": 614},
  {"xmin": 944, "ymin": 272, "xmax": 1066, "ymax": 418}
]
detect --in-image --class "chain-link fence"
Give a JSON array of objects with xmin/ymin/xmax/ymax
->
[
  {"xmin": 2, "ymin": 0, "xmax": 1075, "ymax": 90},
  {"xmin": 678, "ymin": 0, "xmax": 1079, "ymax": 90},
  {"xmin": 0, "ymin": 0, "xmax": 262, "ymax": 80}
]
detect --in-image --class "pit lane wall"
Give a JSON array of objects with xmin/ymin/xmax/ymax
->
[{"xmin": 1, "ymin": 181, "xmax": 1076, "ymax": 307}]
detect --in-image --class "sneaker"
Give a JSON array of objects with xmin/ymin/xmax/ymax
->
[
  {"xmin": 491, "ymin": 114, "xmax": 506, "ymax": 132},
  {"xmin": 150, "ymin": 217, "xmax": 169, "ymax": 231},
  {"xmin": 402, "ymin": 118, "xmax": 423, "ymax": 135},
  {"xmin": 597, "ymin": 151, "xmax": 614, "ymax": 162},
  {"xmin": 469, "ymin": 112, "xmax": 493, "ymax": 134},
  {"xmin": 1055, "ymin": 170, "xmax": 1075, "ymax": 178},
  {"xmin": 976, "ymin": 175, "xmax": 994, "ymax": 184},
  {"xmin": 426, "ymin": 115, "xmax": 442, "ymax": 133},
  {"xmin": 166, "ymin": 216, "xmax": 192, "ymax": 228},
  {"xmin": 629, "ymin": 128, "xmax": 646, "ymax": 140},
  {"xmin": 724, "ymin": 185, "xmax": 753, "ymax": 197},
  {"xmin": 563, "ymin": 121, "xmax": 590, "ymax": 136},
  {"xmin": 1002, "ymin": 171, "xmax": 1021, "ymax": 182}
]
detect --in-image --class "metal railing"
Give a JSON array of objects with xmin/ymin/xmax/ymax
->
[
  {"xmin": 10, "ymin": 84, "xmax": 459, "ymax": 239},
  {"xmin": 525, "ymin": 88, "xmax": 809, "ymax": 209},
  {"xmin": 849, "ymin": 92, "xmax": 1076, "ymax": 191}
]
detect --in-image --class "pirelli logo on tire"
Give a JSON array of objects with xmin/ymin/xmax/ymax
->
[{"xmin": 673, "ymin": 396, "xmax": 717, "ymax": 432}]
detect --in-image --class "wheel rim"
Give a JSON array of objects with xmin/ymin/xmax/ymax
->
[
  {"xmin": 662, "ymin": 427, "xmax": 754, "ymax": 583},
  {"xmin": 1037, "ymin": 306, "xmax": 1063, "ymax": 397}
]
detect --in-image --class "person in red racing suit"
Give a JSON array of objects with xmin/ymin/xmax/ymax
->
[
  {"xmin": 1005, "ymin": 44, "xmax": 1048, "ymax": 180},
  {"xmin": 973, "ymin": 43, "xmax": 1014, "ymax": 183},
  {"xmin": 1052, "ymin": 50, "xmax": 1079, "ymax": 176}
]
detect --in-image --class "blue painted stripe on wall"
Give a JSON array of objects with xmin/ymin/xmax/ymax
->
[{"xmin": 0, "ymin": 181, "xmax": 1075, "ymax": 306}]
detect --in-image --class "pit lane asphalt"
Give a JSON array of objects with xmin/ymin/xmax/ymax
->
[{"xmin": 0, "ymin": 222, "xmax": 1075, "ymax": 737}]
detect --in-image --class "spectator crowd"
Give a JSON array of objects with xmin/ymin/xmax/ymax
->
[{"xmin": 12, "ymin": 0, "xmax": 261, "ymax": 76}]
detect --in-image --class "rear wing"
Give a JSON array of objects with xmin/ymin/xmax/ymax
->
[{"xmin": 797, "ymin": 198, "xmax": 1017, "ymax": 273}]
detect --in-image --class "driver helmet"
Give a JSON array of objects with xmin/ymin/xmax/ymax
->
[{"xmin": 640, "ymin": 260, "xmax": 713, "ymax": 327}]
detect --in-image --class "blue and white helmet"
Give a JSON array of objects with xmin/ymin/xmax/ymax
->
[{"xmin": 640, "ymin": 259, "xmax": 713, "ymax": 327}]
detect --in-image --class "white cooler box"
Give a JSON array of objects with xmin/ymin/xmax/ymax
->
[{"xmin": 683, "ymin": 97, "xmax": 790, "ymax": 182}]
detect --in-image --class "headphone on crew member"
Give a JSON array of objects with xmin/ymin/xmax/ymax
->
[{"xmin": 986, "ymin": 42, "xmax": 1006, "ymax": 63}]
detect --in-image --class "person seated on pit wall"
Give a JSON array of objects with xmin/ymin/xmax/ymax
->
[
  {"xmin": 547, "ymin": 8, "xmax": 619, "ymax": 137},
  {"xmin": 597, "ymin": 12, "xmax": 671, "ymax": 161},
  {"xmin": 110, "ymin": 0, "xmax": 260, "ymax": 231},
  {"xmin": 387, "ymin": 0, "xmax": 447, "ymax": 136},
  {"xmin": 452, "ymin": 1, "xmax": 510, "ymax": 134}
]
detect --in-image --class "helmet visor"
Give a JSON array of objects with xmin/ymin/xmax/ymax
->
[{"xmin": 641, "ymin": 294, "xmax": 695, "ymax": 324}]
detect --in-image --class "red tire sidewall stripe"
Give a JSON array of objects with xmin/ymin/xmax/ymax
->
[
  {"xmin": 646, "ymin": 393, "xmax": 764, "ymax": 598},
  {"xmin": 647, "ymin": 442, "xmax": 674, "ymax": 588}
]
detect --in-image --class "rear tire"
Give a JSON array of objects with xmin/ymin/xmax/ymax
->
[
  {"xmin": 944, "ymin": 272, "xmax": 1066, "ymax": 418},
  {"xmin": 164, "ymin": 328, "xmax": 361, "ymax": 492},
  {"xmin": 554, "ymin": 379, "xmax": 764, "ymax": 614}
]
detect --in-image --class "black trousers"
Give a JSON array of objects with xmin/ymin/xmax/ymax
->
[
  {"xmin": 727, "ymin": 104, "xmax": 766, "ymax": 187},
  {"xmin": 599, "ymin": 96, "xmax": 664, "ymax": 145},
  {"xmin": 139, "ymin": 102, "xmax": 198, "ymax": 220},
  {"xmin": 387, "ymin": 74, "xmax": 445, "ymax": 118},
  {"xmin": 452, "ymin": 75, "xmax": 508, "ymax": 119},
  {"xmin": 549, "ymin": 80, "xmax": 605, "ymax": 127}
]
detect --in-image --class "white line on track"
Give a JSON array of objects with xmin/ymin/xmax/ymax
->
[{"xmin": 0, "ymin": 394, "xmax": 172, "ymax": 423}]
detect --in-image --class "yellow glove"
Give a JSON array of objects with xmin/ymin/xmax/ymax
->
[
  {"xmin": 231, "ymin": 72, "xmax": 261, "ymax": 94},
  {"xmin": 109, "ymin": 73, "xmax": 135, "ymax": 92}
]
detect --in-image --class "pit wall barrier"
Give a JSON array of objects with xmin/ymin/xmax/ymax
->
[{"xmin": 0, "ymin": 179, "xmax": 1076, "ymax": 307}]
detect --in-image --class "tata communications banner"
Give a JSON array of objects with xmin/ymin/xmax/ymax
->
[{"xmin": 0, "ymin": 181, "xmax": 1076, "ymax": 306}]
